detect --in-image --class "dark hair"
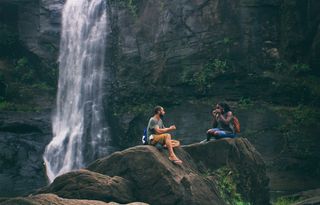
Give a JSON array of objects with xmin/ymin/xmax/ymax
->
[
  {"xmin": 218, "ymin": 102, "xmax": 231, "ymax": 113},
  {"xmin": 154, "ymin": 106, "xmax": 163, "ymax": 114}
]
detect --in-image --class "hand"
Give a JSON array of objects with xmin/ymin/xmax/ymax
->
[
  {"xmin": 212, "ymin": 109, "xmax": 221, "ymax": 116},
  {"xmin": 169, "ymin": 125, "xmax": 176, "ymax": 130}
]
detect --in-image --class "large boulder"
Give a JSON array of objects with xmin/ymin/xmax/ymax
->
[
  {"xmin": 85, "ymin": 138, "xmax": 269, "ymax": 204},
  {"xmin": 87, "ymin": 145, "xmax": 225, "ymax": 205},
  {"xmin": 183, "ymin": 138, "xmax": 270, "ymax": 205},
  {"xmin": 285, "ymin": 189, "xmax": 320, "ymax": 205},
  {"xmin": 5, "ymin": 137, "xmax": 268, "ymax": 204},
  {"xmin": 37, "ymin": 169, "xmax": 135, "ymax": 204},
  {"xmin": 0, "ymin": 193, "xmax": 148, "ymax": 205}
]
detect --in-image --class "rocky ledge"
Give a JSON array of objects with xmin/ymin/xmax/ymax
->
[
  {"xmin": 0, "ymin": 111, "xmax": 52, "ymax": 197},
  {"xmin": 0, "ymin": 138, "xmax": 270, "ymax": 205}
]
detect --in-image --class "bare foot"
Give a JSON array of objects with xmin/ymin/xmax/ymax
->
[{"xmin": 168, "ymin": 156, "xmax": 182, "ymax": 164}]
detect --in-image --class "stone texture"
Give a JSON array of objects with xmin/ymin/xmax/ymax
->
[
  {"xmin": 0, "ymin": 193, "xmax": 149, "ymax": 205},
  {"xmin": 37, "ymin": 169, "xmax": 135, "ymax": 204},
  {"xmin": 279, "ymin": 189, "xmax": 320, "ymax": 205},
  {"xmin": 0, "ymin": 0, "xmax": 63, "ymax": 60},
  {"xmin": 103, "ymin": 0, "xmax": 320, "ymax": 150},
  {"xmin": 18, "ymin": 0, "xmax": 63, "ymax": 60},
  {"xmin": 0, "ymin": 0, "xmax": 319, "ymax": 201},
  {"xmin": 0, "ymin": 111, "xmax": 52, "ymax": 197},
  {"xmin": 88, "ymin": 145, "xmax": 225, "ymax": 205},
  {"xmin": 87, "ymin": 138, "xmax": 269, "ymax": 205},
  {"xmin": 183, "ymin": 138, "xmax": 270, "ymax": 205}
]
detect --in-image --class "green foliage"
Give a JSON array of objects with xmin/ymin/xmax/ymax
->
[
  {"xmin": 223, "ymin": 37, "xmax": 231, "ymax": 45},
  {"xmin": 212, "ymin": 167, "xmax": 250, "ymax": 205},
  {"xmin": 0, "ymin": 99, "xmax": 39, "ymax": 112},
  {"xmin": 291, "ymin": 63, "xmax": 310, "ymax": 75},
  {"xmin": 0, "ymin": 101, "xmax": 15, "ymax": 111},
  {"xmin": 274, "ymin": 196, "xmax": 299, "ymax": 205},
  {"xmin": 127, "ymin": 0, "xmax": 138, "ymax": 17},
  {"xmin": 0, "ymin": 24, "xmax": 18, "ymax": 53},
  {"xmin": 274, "ymin": 105, "xmax": 320, "ymax": 176},
  {"xmin": 238, "ymin": 97, "xmax": 253, "ymax": 109},
  {"xmin": 274, "ymin": 62, "xmax": 285, "ymax": 74},
  {"xmin": 12, "ymin": 57, "xmax": 36, "ymax": 83},
  {"xmin": 0, "ymin": 55, "xmax": 57, "ymax": 111},
  {"xmin": 43, "ymin": 43, "xmax": 58, "ymax": 54},
  {"xmin": 274, "ymin": 61, "xmax": 310, "ymax": 76},
  {"xmin": 182, "ymin": 58, "xmax": 229, "ymax": 94},
  {"xmin": 112, "ymin": 99, "xmax": 155, "ymax": 117},
  {"xmin": 115, "ymin": 0, "xmax": 139, "ymax": 17}
]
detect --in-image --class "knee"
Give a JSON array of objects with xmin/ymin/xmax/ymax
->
[{"xmin": 165, "ymin": 133, "xmax": 171, "ymax": 140}]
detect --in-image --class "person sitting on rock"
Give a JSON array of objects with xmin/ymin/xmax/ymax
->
[
  {"xmin": 147, "ymin": 106, "xmax": 182, "ymax": 164},
  {"xmin": 206, "ymin": 102, "xmax": 236, "ymax": 141}
]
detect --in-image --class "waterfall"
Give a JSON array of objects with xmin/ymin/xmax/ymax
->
[{"xmin": 43, "ymin": 0, "xmax": 109, "ymax": 183}]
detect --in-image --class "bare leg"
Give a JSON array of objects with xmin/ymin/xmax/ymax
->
[
  {"xmin": 207, "ymin": 130, "xmax": 219, "ymax": 141},
  {"xmin": 207, "ymin": 129, "xmax": 214, "ymax": 141},
  {"xmin": 165, "ymin": 134, "xmax": 182, "ymax": 163}
]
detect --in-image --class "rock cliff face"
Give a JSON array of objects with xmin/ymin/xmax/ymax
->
[
  {"xmin": 104, "ymin": 0, "xmax": 320, "ymax": 146},
  {"xmin": 102, "ymin": 0, "xmax": 320, "ymax": 197},
  {"xmin": 0, "ymin": 0, "xmax": 63, "ymax": 60},
  {"xmin": 0, "ymin": 111, "xmax": 52, "ymax": 197}
]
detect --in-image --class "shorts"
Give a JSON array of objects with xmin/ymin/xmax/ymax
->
[{"xmin": 149, "ymin": 133, "xmax": 170, "ymax": 145}]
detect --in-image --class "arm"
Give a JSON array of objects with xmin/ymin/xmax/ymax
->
[
  {"xmin": 218, "ymin": 111, "xmax": 233, "ymax": 125},
  {"xmin": 211, "ymin": 109, "xmax": 219, "ymax": 127},
  {"xmin": 212, "ymin": 116, "xmax": 218, "ymax": 128},
  {"xmin": 154, "ymin": 125, "xmax": 176, "ymax": 134}
]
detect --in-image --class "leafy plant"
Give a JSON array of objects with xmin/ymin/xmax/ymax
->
[
  {"xmin": 238, "ymin": 97, "xmax": 253, "ymax": 109},
  {"xmin": 273, "ymin": 61, "xmax": 310, "ymax": 76},
  {"xmin": 274, "ymin": 196, "xmax": 299, "ymax": 205},
  {"xmin": 0, "ymin": 101, "xmax": 15, "ymax": 111},
  {"xmin": 128, "ymin": 0, "xmax": 138, "ymax": 17},
  {"xmin": 274, "ymin": 105, "xmax": 320, "ymax": 176},
  {"xmin": 212, "ymin": 167, "xmax": 250, "ymax": 205},
  {"xmin": 12, "ymin": 57, "xmax": 36, "ymax": 83},
  {"xmin": 291, "ymin": 63, "xmax": 310, "ymax": 75},
  {"xmin": 115, "ymin": 0, "xmax": 139, "ymax": 17},
  {"xmin": 182, "ymin": 58, "xmax": 229, "ymax": 94}
]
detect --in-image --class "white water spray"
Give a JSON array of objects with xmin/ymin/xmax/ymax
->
[{"xmin": 43, "ymin": 0, "xmax": 109, "ymax": 183}]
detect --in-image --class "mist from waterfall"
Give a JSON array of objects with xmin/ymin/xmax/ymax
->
[{"xmin": 43, "ymin": 0, "xmax": 109, "ymax": 183}]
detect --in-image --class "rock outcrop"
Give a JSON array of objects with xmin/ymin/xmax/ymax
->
[
  {"xmin": 37, "ymin": 169, "xmax": 136, "ymax": 204},
  {"xmin": 0, "ymin": 111, "xmax": 52, "ymax": 197},
  {"xmin": 292, "ymin": 189, "xmax": 320, "ymax": 205},
  {"xmin": 0, "ymin": 0, "xmax": 63, "ymax": 60},
  {"xmin": 277, "ymin": 188, "xmax": 320, "ymax": 205},
  {"xmin": 183, "ymin": 138, "xmax": 270, "ymax": 205},
  {"xmin": 33, "ymin": 138, "xmax": 269, "ymax": 205},
  {"xmin": 87, "ymin": 145, "xmax": 224, "ymax": 205},
  {"xmin": 0, "ymin": 193, "xmax": 148, "ymax": 205}
]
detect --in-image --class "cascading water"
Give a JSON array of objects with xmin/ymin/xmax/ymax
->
[{"xmin": 43, "ymin": 0, "xmax": 109, "ymax": 183}]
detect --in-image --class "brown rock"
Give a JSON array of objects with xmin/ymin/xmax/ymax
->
[
  {"xmin": 183, "ymin": 138, "xmax": 270, "ymax": 205},
  {"xmin": 37, "ymin": 169, "xmax": 135, "ymax": 204},
  {"xmin": 88, "ymin": 145, "xmax": 225, "ymax": 205},
  {"xmin": 0, "ymin": 193, "xmax": 148, "ymax": 205}
]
